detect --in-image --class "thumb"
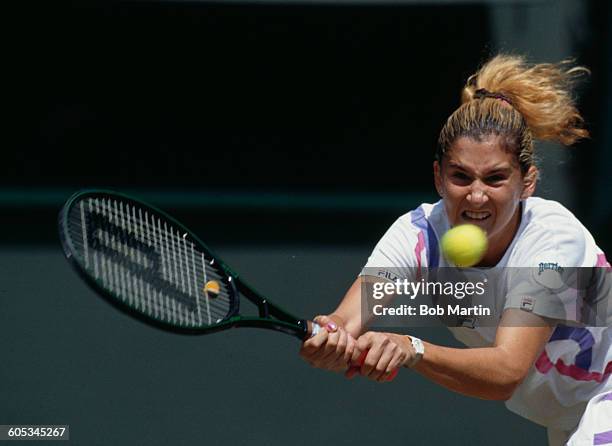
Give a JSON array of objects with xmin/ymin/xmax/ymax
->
[{"xmin": 313, "ymin": 315, "xmax": 338, "ymax": 333}]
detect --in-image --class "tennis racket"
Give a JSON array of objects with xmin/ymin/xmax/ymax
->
[
  {"xmin": 59, "ymin": 189, "xmax": 398, "ymax": 380},
  {"xmin": 58, "ymin": 189, "xmax": 322, "ymax": 339}
]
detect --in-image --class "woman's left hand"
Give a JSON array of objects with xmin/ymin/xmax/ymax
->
[{"xmin": 347, "ymin": 331, "xmax": 415, "ymax": 382}]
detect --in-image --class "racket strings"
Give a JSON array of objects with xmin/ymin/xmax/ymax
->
[
  {"xmin": 78, "ymin": 201, "xmax": 226, "ymax": 284},
  {"xmin": 68, "ymin": 238, "xmax": 231, "ymax": 325},
  {"xmin": 68, "ymin": 236, "xmax": 229, "ymax": 327},
  {"xmin": 66, "ymin": 197, "xmax": 233, "ymax": 327}
]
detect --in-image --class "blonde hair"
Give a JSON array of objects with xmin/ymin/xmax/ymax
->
[{"xmin": 437, "ymin": 54, "xmax": 589, "ymax": 173}]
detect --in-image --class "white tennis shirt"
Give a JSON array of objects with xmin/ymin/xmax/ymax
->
[{"xmin": 362, "ymin": 197, "xmax": 612, "ymax": 430}]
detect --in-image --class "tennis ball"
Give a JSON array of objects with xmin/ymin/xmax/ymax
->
[{"xmin": 440, "ymin": 224, "xmax": 488, "ymax": 267}]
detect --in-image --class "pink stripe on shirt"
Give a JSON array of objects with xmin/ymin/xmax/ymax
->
[
  {"xmin": 596, "ymin": 253, "xmax": 611, "ymax": 270},
  {"xmin": 536, "ymin": 350, "xmax": 612, "ymax": 382},
  {"xmin": 414, "ymin": 231, "xmax": 426, "ymax": 270}
]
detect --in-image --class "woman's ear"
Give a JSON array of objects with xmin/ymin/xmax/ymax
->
[
  {"xmin": 433, "ymin": 161, "xmax": 444, "ymax": 198},
  {"xmin": 521, "ymin": 166, "xmax": 538, "ymax": 199}
]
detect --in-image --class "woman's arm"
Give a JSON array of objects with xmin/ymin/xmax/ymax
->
[
  {"xmin": 327, "ymin": 277, "xmax": 366, "ymax": 338},
  {"xmin": 356, "ymin": 309, "xmax": 555, "ymax": 400}
]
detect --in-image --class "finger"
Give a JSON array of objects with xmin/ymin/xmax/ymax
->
[
  {"xmin": 310, "ymin": 330, "xmax": 344, "ymax": 370},
  {"xmin": 345, "ymin": 368, "xmax": 359, "ymax": 379},
  {"xmin": 313, "ymin": 315, "xmax": 338, "ymax": 333},
  {"xmin": 320, "ymin": 329, "xmax": 349, "ymax": 372},
  {"xmin": 387, "ymin": 350, "xmax": 407, "ymax": 374},
  {"xmin": 361, "ymin": 342, "xmax": 384, "ymax": 377},
  {"xmin": 372, "ymin": 347, "xmax": 395, "ymax": 382},
  {"xmin": 322, "ymin": 330, "xmax": 353, "ymax": 370},
  {"xmin": 352, "ymin": 333, "xmax": 373, "ymax": 365},
  {"xmin": 345, "ymin": 348, "xmax": 368, "ymax": 379},
  {"xmin": 343, "ymin": 334, "xmax": 356, "ymax": 365},
  {"xmin": 386, "ymin": 368, "xmax": 399, "ymax": 382},
  {"xmin": 381, "ymin": 342, "xmax": 406, "ymax": 382},
  {"xmin": 301, "ymin": 328, "xmax": 329, "ymax": 357},
  {"xmin": 353, "ymin": 348, "xmax": 368, "ymax": 368},
  {"xmin": 356, "ymin": 332, "xmax": 374, "ymax": 351},
  {"xmin": 335, "ymin": 328, "xmax": 348, "ymax": 358},
  {"xmin": 320, "ymin": 330, "xmax": 341, "ymax": 358},
  {"xmin": 313, "ymin": 315, "xmax": 327, "ymax": 325}
]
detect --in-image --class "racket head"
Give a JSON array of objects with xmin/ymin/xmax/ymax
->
[{"xmin": 59, "ymin": 189, "xmax": 240, "ymax": 334}]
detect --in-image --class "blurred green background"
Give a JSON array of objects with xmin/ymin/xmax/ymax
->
[{"xmin": 2, "ymin": 0, "xmax": 611, "ymax": 444}]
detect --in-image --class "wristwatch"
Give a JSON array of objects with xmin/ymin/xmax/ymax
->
[{"xmin": 406, "ymin": 336, "xmax": 424, "ymax": 368}]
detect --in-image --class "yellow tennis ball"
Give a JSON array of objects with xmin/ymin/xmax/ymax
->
[{"xmin": 440, "ymin": 224, "xmax": 488, "ymax": 267}]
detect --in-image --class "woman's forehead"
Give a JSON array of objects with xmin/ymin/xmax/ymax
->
[{"xmin": 444, "ymin": 135, "xmax": 519, "ymax": 170}]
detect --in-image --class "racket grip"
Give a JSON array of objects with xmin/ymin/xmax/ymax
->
[{"xmin": 307, "ymin": 321, "xmax": 322, "ymax": 338}]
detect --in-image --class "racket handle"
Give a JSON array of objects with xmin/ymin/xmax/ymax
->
[
  {"xmin": 307, "ymin": 321, "xmax": 322, "ymax": 338},
  {"xmin": 346, "ymin": 349, "xmax": 399, "ymax": 382}
]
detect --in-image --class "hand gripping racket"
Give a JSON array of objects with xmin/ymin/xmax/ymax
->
[{"xmin": 58, "ymin": 190, "xmax": 322, "ymax": 340}]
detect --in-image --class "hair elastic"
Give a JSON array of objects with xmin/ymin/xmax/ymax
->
[{"xmin": 473, "ymin": 88, "xmax": 513, "ymax": 106}]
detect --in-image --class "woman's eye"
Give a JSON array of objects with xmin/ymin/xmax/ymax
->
[
  {"xmin": 486, "ymin": 175, "xmax": 505, "ymax": 183},
  {"xmin": 452, "ymin": 173, "xmax": 470, "ymax": 181}
]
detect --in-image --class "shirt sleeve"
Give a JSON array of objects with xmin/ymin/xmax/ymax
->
[
  {"xmin": 504, "ymin": 222, "xmax": 588, "ymax": 323},
  {"xmin": 360, "ymin": 214, "xmax": 421, "ymax": 282}
]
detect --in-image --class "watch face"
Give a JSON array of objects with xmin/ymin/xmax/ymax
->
[
  {"xmin": 406, "ymin": 337, "xmax": 424, "ymax": 368},
  {"xmin": 412, "ymin": 337, "xmax": 424, "ymax": 355}
]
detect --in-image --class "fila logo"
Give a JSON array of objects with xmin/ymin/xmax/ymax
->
[{"xmin": 520, "ymin": 296, "xmax": 535, "ymax": 312}]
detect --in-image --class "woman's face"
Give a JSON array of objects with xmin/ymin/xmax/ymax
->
[{"xmin": 434, "ymin": 135, "xmax": 537, "ymax": 263}]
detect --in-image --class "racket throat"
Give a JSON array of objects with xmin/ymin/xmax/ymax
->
[
  {"xmin": 229, "ymin": 316, "xmax": 310, "ymax": 340},
  {"xmin": 257, "ymin": 299, "xmax": 271, "ymax": 319}
]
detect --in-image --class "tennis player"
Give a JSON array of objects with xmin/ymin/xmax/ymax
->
[{"xmin": 300, "ymin": 55, "xmax": 612, "ymax": 446}]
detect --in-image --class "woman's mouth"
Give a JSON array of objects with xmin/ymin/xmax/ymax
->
[{"xmin": 462, "ymin": 210, "xmax": 492, "ymax": 221}]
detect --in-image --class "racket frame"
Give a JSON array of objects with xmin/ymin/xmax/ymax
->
[{"xmin": 58, "ymin": 189, "xmax": 313, "ymax": 340}]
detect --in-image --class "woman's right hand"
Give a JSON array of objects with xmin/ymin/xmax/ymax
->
[{"xmin": 299, "ymin": 315, "xmax": 357, "ymax": 373}]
